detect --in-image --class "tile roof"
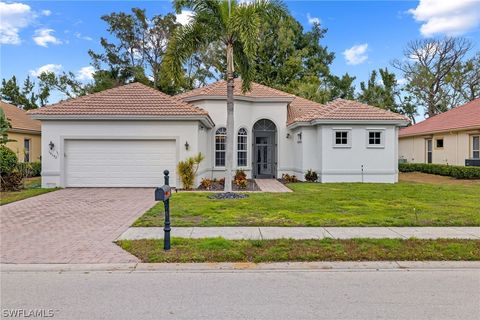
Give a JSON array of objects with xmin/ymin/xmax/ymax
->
[
  {"xmin": 29, "ymin": 82, "xmax": 209, "ymax": 117},
  {"xmin": 175, "ymin": 79, "xmax": 294, "ymax": 100},
  {"xmin": 0, "ymin": 101, "xmax": 41, "ymax": 133},
  {"xmin": 399, "ymin": 99, "xmax": 480, "ymax": 137},
  {"xmin": 288, "ymin": 98, "xmax": 409, "ymax": 125}
]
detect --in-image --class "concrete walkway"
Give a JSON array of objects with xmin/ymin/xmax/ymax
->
[
  {"xmin": 118, "ymin": 226, "xmax": 480, "ymax": 241},
  {"xmin": 255, "ymin": 179, "xmax": 292, "ymax": 192}
]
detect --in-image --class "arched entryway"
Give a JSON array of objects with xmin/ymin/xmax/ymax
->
[{"xmin": 252, "ymin": 119, "xmax": 277, "ymax": 178}]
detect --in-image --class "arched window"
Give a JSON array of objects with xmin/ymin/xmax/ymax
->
[
  {"xmin": 237, "ymin": 128, "xmax": 248, "ymax": 167},
  {"xmin": 215, "ymin": 127, "xmax": 227, "ymax": 167}
]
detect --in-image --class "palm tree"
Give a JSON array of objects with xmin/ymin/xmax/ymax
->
[{"xmin": 164, "ymin": 0, "xmax": 287, "ymax": 192}]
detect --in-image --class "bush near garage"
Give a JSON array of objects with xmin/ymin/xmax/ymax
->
[
  {"xmin": 399, "ymin": 163, "xmax": 480, "ymax": 179},
  {"xmin": 0, "ymin": 146, "xmax": 23, "ymax": 191}
]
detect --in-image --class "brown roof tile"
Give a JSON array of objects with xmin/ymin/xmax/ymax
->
[
  {"xmin": 1, "ymin": 101, "xmax": 41, "ymax": 132},
  {"xmin": 399, "ymin": 99, "xmax": 480, "ymax": 137},
  {"xmin": 29, "ymin": 82, "xmax": 209, "ymax": 117},
  {"xmin": 288, "ymin": 98, "xmax": 409, "ymax": 125},
  {"xmin": 176, "ymin": 79, "xmax": 294, "ymax": 100}
]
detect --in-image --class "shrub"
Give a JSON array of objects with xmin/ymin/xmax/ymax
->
[
  {"xmin": 304, "ymin": 169, "xmax": 318, "ymax": 182},
  {"xmin": 218, "ymin": 178, "xmax": 225, "ymax": 186},
  {"xmin": 234, "ymin": 170, "xmax": 248, "ymax": 189},
  {"xmin": 0, "ymin": 145, "xmax": 18, "ymax": 175},
  {"xmin": 399, "ymin": 163, "xmax": 480, "ymax": 179},
  {"xmin": 0, "ymin": 146, "xmax": 24, "ymax": 191},
  {"xmin": 30, "ymin": 162, "xmax": 41, "ymax": 177},
  {"xmin": 200, "ymin": 178, "xmax": 213, "ymax": 190},
  {"xmin": 1, "ymin": 172, "xmax": 23, "ymax": 191},
  {"xmin": 281, "ymin": 173, "xmax": 298, "ymax": 183},
  {"xmin": 177, "ymin": 153, "xmax": 205, "ymax": 189},
  {"xmin": 17, "ymin": 162, "xmax": 33, "ymax": 178}
]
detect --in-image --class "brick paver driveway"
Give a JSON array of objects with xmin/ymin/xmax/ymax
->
[{"xmin": 1, "ymin": 188, "xmax": 155, "ymax": 263}]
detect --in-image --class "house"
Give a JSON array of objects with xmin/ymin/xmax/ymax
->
[
  {"xmin": 399, "ymin": 99, "xmax": 480, "ymax": 166},
  {"xmin": 1, "ymin": 101, "xmax": 41, "ymax": 163},
  {"xmin": 29, "ymin": 81, "xmax": 408, "ymax": 188}
]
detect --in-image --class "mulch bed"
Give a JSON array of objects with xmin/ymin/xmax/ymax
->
[{"xmin": 197, "ymin": 179, "xmax": 260, "ymax": 191}]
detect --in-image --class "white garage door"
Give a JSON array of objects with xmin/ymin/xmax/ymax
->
[{"xmin": 65, "ymin": 139, "xmax": 176, "ymax": 187}]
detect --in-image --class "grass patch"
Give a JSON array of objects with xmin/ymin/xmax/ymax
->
[
  {"xmin": 117, "ymin": 238, "xmax": 480, "ymax": 263},
  {"xmin": 134, "ymin": 181, "xmax": 480, "ymax": 227},
  {"xmin": 1, "ymin": 177, "xmax": 57, "ymax": 206}
]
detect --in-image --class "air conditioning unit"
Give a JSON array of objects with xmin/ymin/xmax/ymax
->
[{"xmin": 465, "ymin": 159, "xmax": 480, "ymax": 166}]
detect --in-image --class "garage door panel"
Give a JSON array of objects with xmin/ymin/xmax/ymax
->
[{"xmin": 65, "ymin": 140, "xmax": 176, "ymax": 187}]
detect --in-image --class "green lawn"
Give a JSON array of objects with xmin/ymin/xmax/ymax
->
[
  {"xmin": 134, "ymin": 182, "xmax": 480, "ymax": 227},
  {"xmin": 0, "ymin": 177, "xmax": 57, "ymax": 206},
  {"xmin": 117, "ymin": 238, "xmax": 480, "ymax": 263}
]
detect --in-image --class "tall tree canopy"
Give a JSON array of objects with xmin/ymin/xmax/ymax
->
[
  {"xmin": 358, "ymin": 68, "xmax": 418, "ymax": 123},
  {"xmin": 392, "ymin": 37, "xmax": 476, "ymax": 117},
  {"xmin": 164, "ymin": 0, "xmax": 288, "ymax": 191}
]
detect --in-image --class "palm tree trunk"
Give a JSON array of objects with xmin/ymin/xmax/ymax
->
[{"xmin": 224, "ymin": 42, "xmax": 235, "ymax": 192}]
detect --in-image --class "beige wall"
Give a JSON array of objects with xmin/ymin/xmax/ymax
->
[
  {"xmin": 5, "ymin": 131, "xmax": 41, "ymax": 163},
  {"xmin": 399, "ymin": 129, "xmax": 480, "ymax": 166}
]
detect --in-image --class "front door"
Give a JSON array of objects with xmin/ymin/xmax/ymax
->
[
  {"xmin": 253, "ymin": 119, "xmax": 277, "ymax": 178},
  {"xmin": 254, "ymin": 134, "xmax": 275, "ymax": 178},
  {"xmin": 426, "ymin": 139, "xmax": 432, "ymax": 163}
]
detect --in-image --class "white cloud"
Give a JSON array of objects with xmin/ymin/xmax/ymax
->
[
  {"xmin": 33, "ymin": 28, "xmax": 62, "ymax": 47},
  {"xmin": 176, "ymin": 10, "xmax": 194, "ymax": 26},
  {"xmin": 397, "ymin": 78, "xmax": 408, "ymax": 86},
  {"xmin": 76, "ymin": 66, "xmax": 95, "ymax": 81},
  {"xmin": 29, "ymin": 64, "xmax": 62, "ymax": 77},
  {"xmin": 41, "ymin": 9, "xmax": 51, "ymax": 16},
  {"xmin": 409, "ymin": 0, "xmax": 480, "ymax": 37},
  {"xmin": 74, "ymin": 32, "xmax": 92, "ymax": 41},
  {"xmin": 343, "ymin": 43, "xmax": 369, "ymax": 65},
  {"xmin": 0, "ymin": 2, "xmax": 34, "ymax": 44},
  {"xmin": 307, "ymin": 13, "xmax": 320, "ymax": 25}
]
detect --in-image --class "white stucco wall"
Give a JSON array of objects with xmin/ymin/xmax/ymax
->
[
  {"xmin": 40, "ymin": 120, "xmax": 203, "ymax": 188},
  {"xmin": 189, "ymin": 99, "xmax": 294, "ymax": 179},
  {"xmin": 291, "ymin": 124, "xmax": 399, "ymax": 183}
]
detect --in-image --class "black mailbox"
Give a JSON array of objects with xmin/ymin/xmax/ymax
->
[{"xmin": 155, "ymin": 185, "xmax": 172, "ymax": 201}]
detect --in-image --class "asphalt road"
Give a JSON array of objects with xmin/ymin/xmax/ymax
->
[{"xmin": 1, "ymin": 268, "xmax": 479, "ymax": 320}]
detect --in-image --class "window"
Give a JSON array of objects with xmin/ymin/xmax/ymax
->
[
  {"xmin": 24, "ymin": 139, "xmax": 30, "ymax": 162},
  {"xmin": 473, "ymin": 136, "xmax": 480, "ymax": 159},
  {"xmin": 215, "ymin": 127, "xmax": 226, "ymax": 167},
  {"xmin": 366, "ymin": 130, "xmax": 385, "ymax": 148},
  {"xmin": 368, "ymin": 131, "xmax": 382, "ymax": 145},
  {"xmin": 436, "ymin": 139, "xmax": 444, "ymax": 148},
  {"xmin": 333, "ymin": 130, "xmax": 350, "ymax": 147},
  {"xmin": 237, "ymin": 128, "xmax": 247, "ymax": 167}
]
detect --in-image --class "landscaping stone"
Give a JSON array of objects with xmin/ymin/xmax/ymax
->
[{"xmin": 207, "ymin": 192, "xmax": 249, "ymax": 199}]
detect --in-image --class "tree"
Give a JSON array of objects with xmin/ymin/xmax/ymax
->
[
  {"xmin": 0, "ymin": 108, "xmax": 16, "ymax": 145},
  {"xmin": 358, "ymin": 68, "xmax": 418, "ymax": 123},
  {"xmin": 38, "ymin": 71, "xmax": 89, "ymax": 99},
  {"xmin": 0, "ymin": 76, "xmax": 48, "ymax": 110},
  {"xmin": 164, "ymin": 0, "xmax": 288, "ymax": 192},
  {"xmin": 450, "ymin": 53, "xmax": 480, "ymax": 102},
  {"xmin": 393, "ymin": 38, "xmax": 473, "ymax": 117}
]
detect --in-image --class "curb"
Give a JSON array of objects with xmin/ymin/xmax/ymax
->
[{"xmin": 2, "ymin": 261, "xmax": 479, "ymax": 273}]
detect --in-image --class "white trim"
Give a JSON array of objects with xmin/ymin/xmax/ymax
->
[
  {"xmin": 332, "ymin": 129, "xmax": 352, "ymax": 148},
  {"xmin": 366, "ymin": 129, "xmax": 385, "ymax": 149},
  {"xmin": 30, "ymin": 114, "xmax": 215, "ymax": 128}
]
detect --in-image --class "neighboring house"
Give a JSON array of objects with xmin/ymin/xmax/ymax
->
[
  {"xmin": 1, "ymin": 101, "xmax": 41, "ymax": 163},
  {"xmin": 29, "ymin": 81, "xmax": 408, "ymax": 188},
  {"xmin": 399, "ymin": 99, "xmax": 480, "ymax": 166}
]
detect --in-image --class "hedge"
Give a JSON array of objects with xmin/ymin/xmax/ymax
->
[{"xmin": 399, "ymin": 163, "xmax": 480, "ymax": 179}]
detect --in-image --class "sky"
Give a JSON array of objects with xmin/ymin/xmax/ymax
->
[{"xmin": 1, "ymin": 0, "xmax": 480, "ymax": 107}]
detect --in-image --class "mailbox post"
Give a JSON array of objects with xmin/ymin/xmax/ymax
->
[{"xmin": 155, "ymin": 170, "xmax": 172, "ymax": 251}]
